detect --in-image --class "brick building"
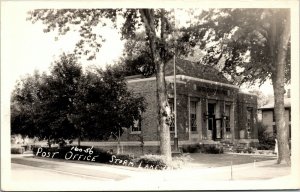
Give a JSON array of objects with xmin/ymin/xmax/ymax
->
[{"xmin": 81, "ymin": 59, "xmax": 258, "ymax": 154}]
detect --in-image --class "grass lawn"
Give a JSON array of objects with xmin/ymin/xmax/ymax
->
[{"xmin": 187, "ymin": 153, "xmax": 276, "ymax": 167}]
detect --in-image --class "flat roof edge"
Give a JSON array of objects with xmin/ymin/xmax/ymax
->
[{"xmin": 127, "ymin": 75, "xmax": 239, "ymax": 89}]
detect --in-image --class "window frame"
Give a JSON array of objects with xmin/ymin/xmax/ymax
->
[
  {"xmin": 190, "ymin": 101, "xmax": 197, "ymax": 132},
  {"xmin": 224, "ymin": 104, "xmax": 231, "ymax": 132},
  {"xmin": 246, "ymin": 107, "xmax": 253, "ymax": 133},
  {"xmin": 168, "ymin": 98, "xmax": 175, "ymax": 132},
  {"xmin": 131, "ymin": 112, "xmax": 142, "ymax": 134}
]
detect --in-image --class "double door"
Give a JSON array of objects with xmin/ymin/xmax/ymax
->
[{"xmin": 207, "ymin": 103, "xmax": 223, "ymax": 140}]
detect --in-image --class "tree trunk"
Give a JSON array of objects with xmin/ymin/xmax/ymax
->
[
  {"xmin": 78, "ymin": 136, "xmax": 81, "ymax": 146},
  {"xmin": 139, "ymin": 9, "xmax": 172, "ymax": 162},
  {"xmin": 76, "ymin": 125, "xmax": 81, "ymax": 146},
  {"xmin": 156, "ymin": 60, "xmax": 172, "ymax": 162},
  {"xmin": 47, "ymin": 138, "xmax": 52, "ymax": 148},
  {"xmin": 271, "ymin": 10, "xmax": 291, "ymax": 165}
]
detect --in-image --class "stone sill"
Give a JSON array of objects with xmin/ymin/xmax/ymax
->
[{"xmin": 130, "ymin": 131, "xmax": 141, "ymax": 135}]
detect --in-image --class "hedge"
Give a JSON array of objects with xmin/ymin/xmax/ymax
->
[
  {"xmin": 11, "ymin": 147, "xmax": 25, "ymax": 154},
  {"xmin": 32, "ymin": 146, "xmax": 168, "ymax": 170}
]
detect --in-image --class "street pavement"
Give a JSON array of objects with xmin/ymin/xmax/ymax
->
[{"xmin": 4, "ymin": 154, "xmax": 297, "ymax": 191}]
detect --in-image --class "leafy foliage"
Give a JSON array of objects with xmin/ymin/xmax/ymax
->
[
  {"xmin": 26, "ymin": 9, "xmax": 176, "ymax": 160},
  {"xmin": 11, "ymin": 147, "xmax": 25, "ymax": 154},
  {"xmin": 11, "ymin": 54, "xmax": 145, "ymax": 145},
  {"xmin": 257, "ymin": 122, "xmax": 276, "ymax": 150},
  {"xmin": 181, "ymin": 143, "xmax": 224, "ymax": 154},
  {"xmin": 248, "ymin": 89, "xmax": 271, "ymax": 108},
  {"xmin": 185, "ymin": 8, "xmax": 291, "ymax": 164},
  {"xmin": 189, "ymin": 9, "xmax": 291, "ymax": 86}
]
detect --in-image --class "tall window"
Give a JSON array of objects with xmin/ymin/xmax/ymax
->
[
  {"xmin": 132, "ymin": 118, "xmax": 141, "ymax": 132},
  {"xmin": 168, "ymin": 99, "xmax": 175, "ymax": 132},
  {"xmin": 247, "ymin": 108, "xmax": 253, "ymax": 133},
  {"xmin": 273, "ymin": 125, "xmax": 277, "ymax": 136},
  {"xmin": 289, "ymin": 125, "xmax": 291, "ymax": 139},
  {"xmin": 132, "ymin": 110, "xmax": 142, "ymax": 133},
  {"xmin": 207, "ymin": 103, "xmax": 215, "ymax": 131},
  {"xmin": 190, "ymin": 101, "xmax": 197, "ymax": 132},
  {"xmin": 224, "ymin": 105, "xmax": 231, "ymax": 132}
]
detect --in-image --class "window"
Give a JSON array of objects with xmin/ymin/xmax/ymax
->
[
  {"xmin": 289, "ymin": 125, "xmax": 291, "ymax": 139},
  {"xmin": 131, "ymin": 118, "xmax": 141, "ymax": 132},
  {"xmin": 190, "ymin": 101, "xmax": 197, "ymax": 132},
  {"xmin": 208, "ymin": 118, "xmax": 214, "ymax": 131},
  {"xmin": 132, "ymin": 110, "xmax": 142, "ymax": 133},
  {"xmin": 273, "ymin": 110, "xmax": 276, "ymax": 122},
  {"xmin": 273, "ymin": 125, "xmax": 277, "ymax": 136},
  {"xmin": 247, "ymin": 108, "xmax": 253, "ymax": 133},
  {"xmin": 168, "ymin": 99, "xmax": 175, "ymax": 132},
  {"xmin": 224, "ymin": 105, "xmax": 231, "ymax": 132},
  {"xmin": 207, "ymin": 103, "xmax": 215, "ymax": 131}
]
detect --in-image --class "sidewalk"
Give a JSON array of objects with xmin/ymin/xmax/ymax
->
[
  {"xmin": 10, "ymin": 153, "xmax": 296, "ymax": 190},
  {"xmin": 115, "ymin": 159, "xmax": 293, "ymax": 190},
  {"xmin": 12, "ymin": 153, "xmax": 290, "ymax": 179},
  {"xmin": 11, "ymin": 154, "xmax": 147, "ymax": 178}
]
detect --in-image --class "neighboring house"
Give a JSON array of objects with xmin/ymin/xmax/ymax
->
[
  {"xmin": 81, "ymin": 59, "xmax": 258, "ymax": 154},
  {"xmin": 259, "ymin": 91, "xmax": 291, "ymax": 139}
]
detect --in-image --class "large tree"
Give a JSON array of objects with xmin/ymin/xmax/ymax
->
[
  {"xmin": 11, "ymin": 53, "xmax": 145, "ymax": 147},
  {"xmin": 11, "ymin": 71, "xmax": 45, "ymax": 139},
  {"xmin": 28, "ymin": 9, "xmax": 188, "ymax": 161},
  {"xmin": 191, "ymin": 9, "xmax": 291, "ymax": 165}
]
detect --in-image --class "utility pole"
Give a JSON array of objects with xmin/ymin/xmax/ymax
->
[{"xmin": 174, "ymin": 54, "xmax": 179, "ymax": 152}]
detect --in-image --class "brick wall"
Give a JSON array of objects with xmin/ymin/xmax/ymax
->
[
  {"xmin": 120, "ymin": 79, "xmax": 159, "ymax": 142},
  {"xmin": 236, "ymin": 93, "xmax": 258, "ymax": 139},
  {"xmin": 119, "ymin": 76, "xmax": 258, "ymax": 144}
]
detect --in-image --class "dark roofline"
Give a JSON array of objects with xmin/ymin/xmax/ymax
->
[{"xmin": 259, "ymin": 107, "xmax": 291, "ymax": 111}]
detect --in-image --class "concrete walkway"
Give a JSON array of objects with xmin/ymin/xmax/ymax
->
[
  {"xmin": 8, "ymin": 153, "xmax": 297, "ymax": 191},
  {"xmin": 115, "ymin": 159, "xmax": 294, "ymax": 190}
]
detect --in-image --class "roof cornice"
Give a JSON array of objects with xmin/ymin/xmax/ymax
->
[{"xmin": 127, "ymin": 75, "xmax": 239, "ymax": 89}]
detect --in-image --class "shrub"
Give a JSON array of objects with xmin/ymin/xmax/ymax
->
[
  {"xmin": 249, "ymin": 142, "xmax": 259, "ymax": 149},
  {"xmin": 203, "ymin": 145, "xmax": 224, "ymax": 154},
  {"xmin": 243, "ymin": 147, "xmax": 254, "ymax": 153},
  {"xmin": 182, "ymin": 144, "xmax": 224, "ymax": 154},
  {"xmin": 11, "ymin": 147, "xmax": 25, "ymax": 154},
  {"xmin": 257, "ymin": 121, "xmax": 276, "ymax": 150},
  {"xmin": 33, "ymin": 146, "xmax": 112, "ymax": 163},
  {"xmin": 136, "ymin": 154, "xmax": 168, "ymax": 170},
  {"xmin": 21, "ymin": 145, "xmax": 31, "ymax": 151},
  {"xmin": 32, "ymin": 146, "xmax": 172, "ymax": 170},
  {"xmin": 181, "ymin": 144, "xmax": 200, "ymax": 153}
]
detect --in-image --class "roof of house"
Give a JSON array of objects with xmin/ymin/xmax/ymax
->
[
  {"xmin": 125, "ymin": 58, "xmax": 232, "ymax": 84},
  {"xmin": 164, "ymin": 58, "xmax": 231, "ymax": 84},
  {"xmin": 259, "ymin": 96, "xmax": 291, "ymax": 110}
]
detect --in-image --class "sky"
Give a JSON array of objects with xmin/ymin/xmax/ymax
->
[
  {"xmin": 2, "ymin": 2, "xmax": 293, "ymax": 96},
  {"xmin": 2, "ymin": 5, "xmax": 125, "ymax": 92}
]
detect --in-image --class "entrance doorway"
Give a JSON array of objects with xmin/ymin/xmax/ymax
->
[{"xmin": 207, "ymin": 103, "xmax": 223, "ymax": 140}]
